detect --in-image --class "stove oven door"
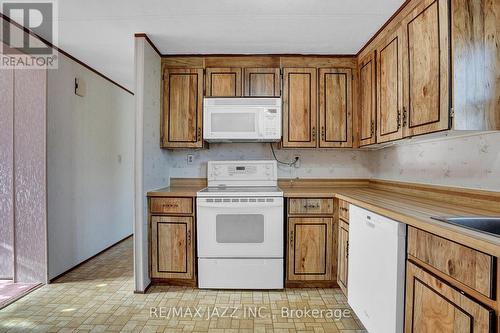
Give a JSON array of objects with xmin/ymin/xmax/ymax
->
[{"xmin": 196, "ymin": 197, "xmax": 283, "ymax": 258}]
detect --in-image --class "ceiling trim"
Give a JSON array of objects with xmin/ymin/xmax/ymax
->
[
  {"xmin": 160, "ymin": 53, "xmax": 357, "ymax": 58},
  {"xmin": 356, "ymin": 0, "xmax": 412, "ymax": 56},
  {"xmin": 134, "ymin": 33, "xmax": 161, "ymax": 56},
  {"xmin": 0, "ymin": 13, "xmax": 134, "ymax": 95}
]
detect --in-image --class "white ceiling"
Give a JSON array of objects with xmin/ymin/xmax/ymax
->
[{"xmin": 50, "ymin": 0, "xmax": 404, "ymax": 91}]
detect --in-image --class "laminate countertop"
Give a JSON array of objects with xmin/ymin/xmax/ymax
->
[
  {"xmin": 280, "ymin": 184, "xmax": 500, "ymax": 257},
  {"xmin": 148, "ymin": 181, "xmax": 500, "ymax": 257}
]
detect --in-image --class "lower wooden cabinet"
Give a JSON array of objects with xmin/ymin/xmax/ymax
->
[
  {"xmin": 337, "ymin": 219, "xmax": 349, "ymax": 295},
  {"xmin": 150, "ymin": 216, "xmax": 194, "ymax": 279},
  {"xmin": 288, "ymin": 217, "xmax": 333, "ymax": 281},
  {"xmin": 405, "ymin": 261, "xmax": 493, "ymax": 333}
]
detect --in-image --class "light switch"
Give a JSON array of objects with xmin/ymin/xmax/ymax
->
[{"xmin": 75, "ymin": 77, "xmax": 86, "ymax": 97}]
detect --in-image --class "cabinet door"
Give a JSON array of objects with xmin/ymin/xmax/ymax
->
[
  {"xmin": 376, "ymin": 29, "xmax": 404, "ymax": 143},
  {"xmin": 358, "ymin": 52, "xmax": 377, "ymax": 147},
  {"xmin": 337, "ymin": 220, "xmax": 348, "ymax": 295},
  {"xmin": 151, "ymin": 216, "xmax": 194, "ymax": 279},
  {"xmin": 282, "ymin": 68, "xmax": 318, "ymax": 148},
  {"xmin": 402, "ymin": 0, "xmax": 450, "ymax": 136},
  {"xmin": 405, "ymin": 261, "xmax": 493, "ymax": 333},
  {"xmin": 288, "ymin": 217, "xmax": 332, "ymax": 281},
  {"xmin": 318, "ymin": 68, "xmax": 352, "ymax": 148},
  {"xmin": 205, "ymin": 67, "xmax": 242, "ymax": 96},
  {"xmin": 161, "ymin": 68, "xmax": 203, "ymax": 148},
  {"xmin": 243, "ymin": 68, "xmax": 281, "ymax": 96}
]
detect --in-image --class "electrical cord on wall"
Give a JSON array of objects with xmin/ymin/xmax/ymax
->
[{"xmin": 269, "ymin": 143, "xmax": 299, "ymax": 167}]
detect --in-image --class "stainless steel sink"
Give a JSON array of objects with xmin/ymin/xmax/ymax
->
[{"xmin": 431, "ymin": 216, "xmax": 500, "ymax": 237}]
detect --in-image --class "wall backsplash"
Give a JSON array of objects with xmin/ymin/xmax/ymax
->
[
  {"xmin": 370, "ymin": 132, "xmax": 500, "ymax": 191},
  {"xmin": 163, "ymin": 133, "xmax": 500, "ymax": 191},
  {"xmin": 168, "ymin": 143, "xmax": 373, "ymax": 179}
]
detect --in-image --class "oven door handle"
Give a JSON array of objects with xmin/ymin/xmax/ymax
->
[{"xmin": 197, "ymin": 201, "xmax": 283, "ymax": 209}]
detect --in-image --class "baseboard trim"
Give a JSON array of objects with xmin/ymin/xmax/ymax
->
[
  {"xmin": 49, "ymin": 234, "xmax": 133, "ymax": 283},
  {"xmin": 134, "ymin": 282, "xmax": 152, "ymax": 294}
]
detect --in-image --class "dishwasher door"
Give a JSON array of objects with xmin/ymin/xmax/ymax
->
[{"xmin": 347, "ymin": 205, "xmax": 406, "ymax": 333}]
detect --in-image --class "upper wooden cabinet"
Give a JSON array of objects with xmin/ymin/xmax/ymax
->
[
  {"xmin": 205, "ymin": 67, "xmax": 242, "ymax": 97},
  {"xmin": 376, "ymin": 29, "xmax": 404, "ymax": 143},
  {"xmin": 161, "ymin": 68, "xmax": 203, "ymax": 148},
  {"xmin": 358, "ymin": 52, "xmax": 377, "ymax": 147},
  {"xmin": 282, "ymin": 67, "xmax": 318, "ymax": 148},
  {"xmin": 243, "ymin": 68, "xmax": 281, "ymax": 97},
  {"xmin": 318, "ymin": 68, "xmax": 353, "ymax": 148},
  {"xmin": 402, "ymin": 0, "xmax": 450, "ymax": 136}
]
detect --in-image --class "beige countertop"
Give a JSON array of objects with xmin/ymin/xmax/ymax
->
[{"xmin": 148, "ymin": 179, "xmax": 500, "ymax": 257}]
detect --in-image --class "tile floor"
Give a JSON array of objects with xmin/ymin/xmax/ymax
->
[{"xmin": 0, "ymin": 238, "xmax": 366, "ymax": 332}]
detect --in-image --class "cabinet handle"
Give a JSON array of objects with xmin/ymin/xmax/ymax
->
[{"xmin": 403, "ymin": 107, "xmax": 408, "ymax": 127}]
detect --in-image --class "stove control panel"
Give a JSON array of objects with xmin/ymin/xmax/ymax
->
[{"xmin": 207, "ymin": 160, "xmax": 277, "ymax": 187}]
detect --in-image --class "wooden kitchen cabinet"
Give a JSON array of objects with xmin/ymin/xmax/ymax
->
[
  {"xmin": 288, "ymin": 217, "xmax": 333, "ymax": 281},
  {"xmin": 243, "ymin": 67, "xmax": 281, "ymax": 97},
  {"xmin": 149, "ymin": 195, "xmax": 196, "ymax": 285},
  {"xmin": 376, "ymin": 28, "xmax": 404, "ymax": 143},
  {"xmin": 282, "ymin": 67, "xmax": 318, "ymax": 148},
  {"xmin": 150, "ymin": 215, "xmax": 194, "ymax": 280},
  {"xmin": 161, "ymin": 68, "xmax": 203, "ymax": 148},
  {"xmin": 318, "ymin": 68, "xmax": 353, "ymax": 148},
  {"xmin": 402, "ymin": 0, "xmax": 450, "ymax": 137},
  {"xmin": 405, "ymin": 261, "xmax": 493, "ymax": 333},
  {"xmin": 357, "ymin": 51, "xmax": 377, "ymax": 147},
  {"xmin": 337, "ymin": 219, "xmax": 349, "ymax": 295},
  {"xmin": 205, "ymin": 67, "xmax": 242, "ymax": 97}
]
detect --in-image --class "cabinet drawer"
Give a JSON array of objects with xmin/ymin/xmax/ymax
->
[
  {"xmin": 289, "ymin": 198, "xmax": 334, "ymax": 215},
  {"xmin": 408, "ymin": 227, "xmax": 494, "ymax": 298},
  {"xmin": 150, "ymin": 197, "xmax": 193, "ymax": 214},
  {"xmin": 338, "ymin": 200, "xmax": 349, "ymax": 221}
]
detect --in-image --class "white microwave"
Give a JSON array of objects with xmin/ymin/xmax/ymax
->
[{"xmin": 203, "ymin": 97, "xmax": 281, "ymax": 142}]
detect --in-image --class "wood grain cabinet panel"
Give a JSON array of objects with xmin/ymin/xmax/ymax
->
[
  {"xmin": 402, "ymin": 0, "xmax": 450, "ymax": 136},
  {"xmin": 357, "ymin": 52, "xmax": 377, "ymax": 147},
  {"xmin": 289, "ymin": 198, "xmax": 334, "ymax": 215},
  {"xmin": 205, "ymin": 67, "xmax": 242, "ymax": 97},
  {"xmin": 376, "ymin": 29, "xmax": 404, "ymax": 143},
  {"xmin": 337, "ymin": 220, "xmax": 349, "ymax": 295},
  {"xmin": 288, "ymin": 217, "xmax": 333, "ymax": 281},
  {"xmin": 243, "ymin": 68, "xmax": 281, "ymax": 96},
  {"xmin": 161, "ymin": 68, "xmax": 203, "ymax": 148},
  {"xmin": 408, "ymin": 227, "xmax": 494, "ymax": 298},
  {"xmin": 282, "ymin": 68, "xmax": 318, "ymax": 148},
  {"xmin": 405, "ymin": 261, "xmax": 493, "ymax": 333},
  {"xmin": 150, "ymin": 197, "xmax": 193, "ymax": 215},
  {"xmin": 318, "ymin": 68, "xmax": 353, "ymax": 148},
  {"xmin": 151, "ymin": 216, "xmax": 194, "ymax": 279},
  {"xmin": 338, "ymin": 200, "xmax": 349, "ymax": 221}
]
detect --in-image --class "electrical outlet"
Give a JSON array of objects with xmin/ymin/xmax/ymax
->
[{"xmin": 187, "ymin": 154, "xmax": 194, "ymax": 165}]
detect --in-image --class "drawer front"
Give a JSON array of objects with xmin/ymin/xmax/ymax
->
[
  {"xmin": 338, "ymin": 200, "xmax": 349, "ymax": 221},
  {"xmin": 150, "ymin": 197, "xmax": 193, "ymax": 214},
  {"xmin": 289, "ymin": 198, "xmax": 334, "ymax": 215},
  {"xmin": 408, "ymin": 227, "xmax": 494, "ymax": 298}
]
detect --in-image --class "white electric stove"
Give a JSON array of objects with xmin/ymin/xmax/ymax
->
[{"xmin": 196, "ymin": 160, "xmax": 284, "ymax": 289}]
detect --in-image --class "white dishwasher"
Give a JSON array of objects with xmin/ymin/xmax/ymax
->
[{"xmin": 348, "ymin": 205, "xmax": 406, "ymax": 333}]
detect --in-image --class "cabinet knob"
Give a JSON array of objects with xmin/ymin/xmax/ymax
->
[{"xmin": 312, "ymin": 127, "xmax": 316, "ymax": 140}]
